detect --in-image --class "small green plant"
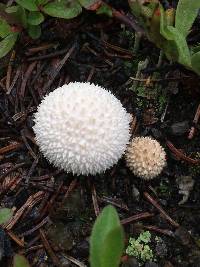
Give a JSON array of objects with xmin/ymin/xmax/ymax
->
[
  {"xmin": 155, "ymin": 180, "xmax": 170, "ymax": 197},
  {"xmin": 0, "ymin": 0, "xmax": 100, "ymax": 58},
  {"xmin": 126, "ymin": 231, "xmax": 155, "ymax": 265},
  {"xmin": 13, "ymin": 254, "xmax": 30, "ymax": 267},
  {"xmin": 90, "ymin": 205, "xmax": 124, "ymax": 267},
  {"xmin": 128, "ymin": 0, "xmax": 200, "ymax": 75},
  {"xmin": 0, "ymin": 207, "xmax": 13, "ymax": 224}
]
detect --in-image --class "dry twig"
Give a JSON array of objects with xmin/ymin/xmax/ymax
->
[
  {"xmin": 144, "ymin": 192, "xmax": 179, "ymax": 228},
  {"xmin": 121, "ymin": 212, "xmax": 153, "ymax": 225},
  {"xmin": 40, "ymin": 229, "xmax": 61, "ymax": 267}
]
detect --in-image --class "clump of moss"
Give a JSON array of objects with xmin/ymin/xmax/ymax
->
[{"xmin": 126, "ymin": 231, "xmax": 156, "ymax": 265}]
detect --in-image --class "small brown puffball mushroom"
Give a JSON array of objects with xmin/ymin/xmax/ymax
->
[{"xmin": 125, "ymin": 136, "xmax": 166, "ymax": 180}]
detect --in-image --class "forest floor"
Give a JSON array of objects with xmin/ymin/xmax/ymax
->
[{"xmin": 0, "ymin": 1, "xmax": 200, "ymax": 267}]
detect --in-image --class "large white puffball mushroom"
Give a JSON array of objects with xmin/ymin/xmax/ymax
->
[
  {"xmin": 33, "ymin": 82, "xmax": 131, "ymax": 175},
  {"xmin": 125, "ymin": 136, "xmax": 166, "ymax": 180}
]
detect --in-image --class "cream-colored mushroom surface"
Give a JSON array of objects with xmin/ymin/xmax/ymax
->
[{"xmin": 126, "ymin": 136, "xmax": 166, "ymax": 179}]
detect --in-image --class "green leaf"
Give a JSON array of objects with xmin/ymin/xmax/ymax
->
[
  {"xmin": 175, "ymin": 0, "xmax": 200, "ymax": 38},
  {"xmin": 78, "ymin": 0, "xmax": 99, "ymax": 9},
  {"xmin": 166, "ymin": 26, "xmax": 191, "ymax": 66},
  {"xmin": 15, "ymin": 0, "xmax": 38, "ymax": 11},
  {"xmin": 0, "ymin": 208, "xmax": 13, "ymax": 224},
  {"xmin": 191, "ymin": 51, "xmax": 200, "ymax": 75},
  {"xmin": 96, "ymin": 4, "xmax": 112, "ymax": 17},
  {"xmin": 43, "ymin": 0, "xmax": 82, "ymax": 19},
  {"xmin": 0, "ymin": 19, "xmax": 12, "ymax": 38},
  {"xmin": 5, "ymin": 5, "xmax": 19, "ymax": 13},
  {"xmin": 17, "ymin": 6, "xmax": 28, "ymax": 28},
  {"xmin": 128, "ymin": 0, "xmax": 159, "ymax": 29},
  {"xmin": 13, "ymin": 254, "xmax": 30, "ymax": 267},
  {"xmin": 36, "ymin": 0, "xmax": 49, "ymax": 5},
  {"xmin": 0, "ymin": 33, "xmax": 18, "ymax": 59},
  {"xmin": 90, "ymin": 205, "xmax": 124, "ymax": 267},
  {"xmin": 160, "ymin": 6, "xmax": 191, "ymax": 67},
  {"xmin": 28, "ymin": 24, "xmax": 41, "ymax": 39},
  {"xmin": 5, "ymin": 5, "xmax": 28, "ymax": 28},
  {"xmin": 27, "ymin": 11, "xmax": 44, "ymax": 25}
]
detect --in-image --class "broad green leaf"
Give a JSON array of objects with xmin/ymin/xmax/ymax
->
[
  {"xmin": 90, "ymin": 205, "xmax": 124, "ymax": 267},
  {"xmin": 27, "ymin": 11, "xmax": 44, "ymax": 25},
  {"xmin": 28, "ymin": 24, "xmax": 41, "ymax": 39},
  {"xmin": 5, "ymin": 5, "xmax": 19, "ymax": 13},
  {"xmin": 160, "ymin": 6, "xmax": 191, "ymax": 66},
  {"xmin": 0, "ymin": 208, "xmax": 13, "ymax": 224},
  {"xmin": 17, "ymin": 6, "xmax": 28, "ymax": 28},
  {"xmin": 96, "ymin": 4, "xmax": 112, "ymax": 17},
  {"xmin": 147, "ymin": 6, "xmax": 166, "ymax": 49},
  {"xmin": 6, "ymin": 5, "xmax": 28, "ymax": 28},
  {"xmin": 128, "ymin": 0, "xmax": 159, "ymax": 29},
  {"xmin": 43, "ymin": 0, "xmax": 82, "ymax": 19},
  {"xmin": 128, "ymin": 0, "xmax": 143, "ymax": 18},
  {"xmin": 0, "ymin": 33, "xmax": 18, "ymax": 59},
  {"xmin": 191, "ymin": 51, "xmax": 200, "ymax": 75},
  {"xmin": 175, "ymin": 0, "xmax": 200, "ymax": 37},
  {"xmin": 166, "ymin": 26, "xmax": 191, "ymax": 66},
  {"xmin": 15, "ymin": 0, "xmax": 38, "ymax": 11},
  {"xmin": 78, "ymin": 0, "xmax": 99, "ymax": 9},
  {"xmin": 13, "ymin": 254, "xmax": 30, "ymax": 267},
  {"xmin": 0, "ymin": 19, "xmax": 12, "ymax": 38},
  {"xmin": 36, "ymin": 0, "xmax": 49, "ymax": 5},
  {"xmin": 160, "ymin": 5, "xmax": 173, "ymax": 37}
]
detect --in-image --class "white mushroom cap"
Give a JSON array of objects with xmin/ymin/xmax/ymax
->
[
  {"xmin": 125, "ymin": 136, "xmax": 166, "ymax": 180},
  {"xmin": 33, "ymin": 82, "xmax": 131, "ymax": 175}
]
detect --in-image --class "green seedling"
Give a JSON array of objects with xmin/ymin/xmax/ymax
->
[
  {"xmin": 128, "ymin": 0, "xmax": 200, "ymax": 75},
  {"xmin": 0, "ymin": 0, "xmax": 100, "ymax": 58},
  {"xmin": 90, "ymin": 205, "xmax": 124, "ymax": 267}
]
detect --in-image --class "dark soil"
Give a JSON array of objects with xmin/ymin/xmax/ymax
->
[{"xmin": 0, "ymin": 1, "xmax": 200, "ymax": 267}]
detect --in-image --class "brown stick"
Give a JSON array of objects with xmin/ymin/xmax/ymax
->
[
  {"xmin": 60, "ymin": 178, "xmax": 78, "ymax": 206},
  {"xmin": 41, "ymin": 44, "xmax": 76, "ymax": 95},
  {"xmin": 0, "ymin": 142, "xmax": 23, "ymax": 155},
  {"xmin": 166, "ymin": 140, "xmax": 200, "ymax": 164},
  {"xmin": 87, "ymin": 1, "xmax": 144, "ymax": 34},
  {"xmin": 143, "ymin": 225, "xmax": 174, "ymax": 237},
  {"xmin": 121, "ymin": 212, "xmax": 153, "ymax": 225},
  {"xmin": 188, "ymin": 103, "xmax": 200, "ymax": 139},
  {"xmin": 7, "ymin": 231, "xmax": 25, "ymax": 247},
  {"xmin": 0, "ymin": 162, "xmax": 25, "ymax": 182},
  {"xmin": 91, "ymin": 183, "xmax": 100, "ymax": 217},
  {"xmin": 4, "ymin": 191, "xmax": 44, "ymax": 230},
  {"xmin": 40, "ymin": 229, "xmax": 61, "ymax": 267},
  {"xmin": 144, "ymin": 192, "xmax": 179, "ymax": 228},
  {"xmin": 20, "ymin": 216, "xmax": 50, "ymax": 237},
  {"xmin": 6, "ymin": 51, "xmax": 15, "ymax": 91},
  {"xmin": 20, "ymin": 61, "xmax": 37, "ymax": 98}
]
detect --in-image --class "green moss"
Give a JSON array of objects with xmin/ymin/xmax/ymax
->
[{"xmin": 126, "ymin": 231, "xmax": 156, "ymax": 265}]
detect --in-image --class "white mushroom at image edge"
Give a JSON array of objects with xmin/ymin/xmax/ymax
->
[
  {"xmin": 125, "ymin": 136, "xmax": 166, "ymax": 180},
  {"xmin": 33, "ymin": 82, "xmax": 131, "ymax": 175}
]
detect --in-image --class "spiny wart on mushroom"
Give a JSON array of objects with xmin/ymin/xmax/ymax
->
[
  {"xmin": 33, "ymin": 82, "xmax": 131, "ymax": 175},
  {"xmin": 125, "ymin": 136, "xmax": 166, "ymax": 180}
]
